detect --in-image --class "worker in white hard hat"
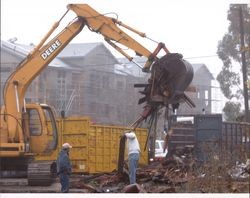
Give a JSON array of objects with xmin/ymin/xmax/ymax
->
[{"xmin": 57, "ymin": 143, "xmax": 72, "ymax": 193}]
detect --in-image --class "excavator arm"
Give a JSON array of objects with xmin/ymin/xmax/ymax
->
[
  {"xmin": 3, "ymin": 17, "xmax": 85, "ymax": 143},
  {"xmin": 67, "ymin": 4, "xmax": 169, "ymax": 71}
]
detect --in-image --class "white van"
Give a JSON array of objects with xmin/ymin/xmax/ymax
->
[{"xmin": 155, "ymin": 140, "xmax": 168, "ymax": 158}]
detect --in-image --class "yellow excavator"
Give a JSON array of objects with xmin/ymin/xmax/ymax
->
[{"xmin": 0, "ymin": 4, "xmax": 194, "ymax": 185}]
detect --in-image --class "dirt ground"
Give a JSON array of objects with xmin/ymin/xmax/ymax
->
[
  {"xmin": 0, "ymin": 160, "xmax": 249, "ymax": 193},
  {"xmin": 0, "ymin": 176, "xmax": 249, "ymax": 193}
]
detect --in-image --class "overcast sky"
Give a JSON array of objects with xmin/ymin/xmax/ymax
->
[{"xmin": 1, "ymin": 0, "xmax": 248, "ymax": 76}]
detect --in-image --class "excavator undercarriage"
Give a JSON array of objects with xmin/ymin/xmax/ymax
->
[
  {"xmin": 27, "ymin": 161, "xmax": 57, "ymax": 186},
  {"xmin": 0, "ymin": 157, "xmax": 57, "ymax": 186}
]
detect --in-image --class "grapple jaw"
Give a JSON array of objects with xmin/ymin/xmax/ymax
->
[{"xmin": 132, "ymin": 53, "xmax": 195, "ymax": 128}]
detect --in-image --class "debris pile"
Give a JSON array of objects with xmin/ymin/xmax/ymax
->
[
  {"xmin": 70, "ymin": 157, "xmax": 250, "ymax": 193},
  {"xmin": 70, "ymin": 161, "xmax": 191, "ymax": 193},
  {"xmin": 229, "ymin": 159, "xmax": 250, "ymax": 181}
]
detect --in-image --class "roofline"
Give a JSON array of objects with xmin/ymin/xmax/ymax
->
[
  {"xmin": 192, "ymin": 63, "xmax": 214, "ymax": 80},
  {"xmin": 1, "ymin": 40, "xmax": 29, "ymax": 58}
]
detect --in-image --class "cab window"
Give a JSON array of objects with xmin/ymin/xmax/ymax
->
[
  {"xmin": 28, "ymin": 109, "xmax": 42, "ymax": 136},
  {"xmin": 43, "ymin": 107, "xmax": 57, "ymax": 136}
]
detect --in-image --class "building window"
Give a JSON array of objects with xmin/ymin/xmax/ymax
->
[
  {"xmin": 117, "ymin": 81, "xmax": 123, "ymax": 89},
  {"xmin": 1, "ymin": 67, "xmax": 12, "ymax": 72},
  {"xmin": 205, "ymin": 90, "xmax": 209, "ymax": 100},
  {"xmin": 57, "ymin": 71, "xmax": 66, "ymax": 78},
  {"xmin": 102, "ymin": 75, "xmax": 109, "ymax": 88},
  {"xmin": 89, "ymin": 102, "xmax": 97, "ymax": 113},
  {"xmin": 90, "ymin": 73, "xmax": 100, "ymax": 87},
  {"xmin": 104, "ymin": 104, "xmax": 109, "ymax": 116}
]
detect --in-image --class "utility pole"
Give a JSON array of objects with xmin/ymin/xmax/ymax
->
[{"xmin": 239, "ymin": 6, "xmax": 249, "ymax": 122}]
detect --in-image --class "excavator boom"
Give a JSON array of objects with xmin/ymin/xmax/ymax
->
[
  {"xmin": 67, "ymin": 4, "xmax": 169, "ymax": 71},
  {"xmin": 3, "ymin": 18, "xmax": 85, "ymax": 142}
]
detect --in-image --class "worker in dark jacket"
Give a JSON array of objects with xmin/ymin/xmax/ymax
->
[{"xmin": 57, "ymin": 143, "xmax": 72, "ymax": 193}]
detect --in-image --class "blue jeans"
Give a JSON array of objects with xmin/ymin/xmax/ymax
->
[
  {"xmin": 59, "ymin": 173, "xmax": 70, "ymax": 193},
  {"xmin": 128, "ymin": 153, "xmax": 139, "ymax": 184}
]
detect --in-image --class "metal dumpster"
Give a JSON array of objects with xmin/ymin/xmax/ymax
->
[
  {"xmin": 35, "ymin": 116, "xmax": 148, "ymax": 173},
  {"xmin": 168, "ymin": 114, "xmax": 222, "ymax": 161}
]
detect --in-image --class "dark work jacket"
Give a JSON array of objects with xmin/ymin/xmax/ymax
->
[{"xmin": 57, "ymin": 149, "xmax": 72, "ymax": 175}]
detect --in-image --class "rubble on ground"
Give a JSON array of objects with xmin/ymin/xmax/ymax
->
[
  {"xmin": 70, "ymin": 157, "xmax": 250, "ymax": 193},
  {"xmin": 0, "ymin": 156, "xmax": 249, "ymax": 193},
  {"xmin": 68, "ymin": 143, "xmax": 250, "ymax": 193},
  {"xmin": 229, "ymin": 159, "xmax": 250, "ymax": 181},
  {"xmin": 70, "ymin": 159, "xmax": 195, "ymax": 193}
]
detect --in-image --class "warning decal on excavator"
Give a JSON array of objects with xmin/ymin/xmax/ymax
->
[{"xmin": 41, "ymin": 39, "xmax": 61, "ymax": 60}]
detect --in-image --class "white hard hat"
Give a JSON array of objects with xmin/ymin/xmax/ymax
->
[{"xmin": 62, "ymin": 142, "xmax": 72, "ymax": 149}]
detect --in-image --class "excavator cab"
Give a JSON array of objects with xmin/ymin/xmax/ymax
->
[
  {"xmin": 0, "ymin": 103, "xmax": 58, "ymax": 156},
  {"xmin": 25, "ymin": 104, "xmax": 58, "ymax": 154}
]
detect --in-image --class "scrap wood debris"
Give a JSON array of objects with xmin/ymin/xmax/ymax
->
[
  {"xmin": 70, "ymin": 157, "xmax": 250, "ymax": 193},
  {"xmin": 70, "ymin": 161, "xmax": 191, "ymax": 193}
]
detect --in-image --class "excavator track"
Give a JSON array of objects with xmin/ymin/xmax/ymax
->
[{"xmin": 27, "ymin": 161, "xmax": 57, "ymax": 186}]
